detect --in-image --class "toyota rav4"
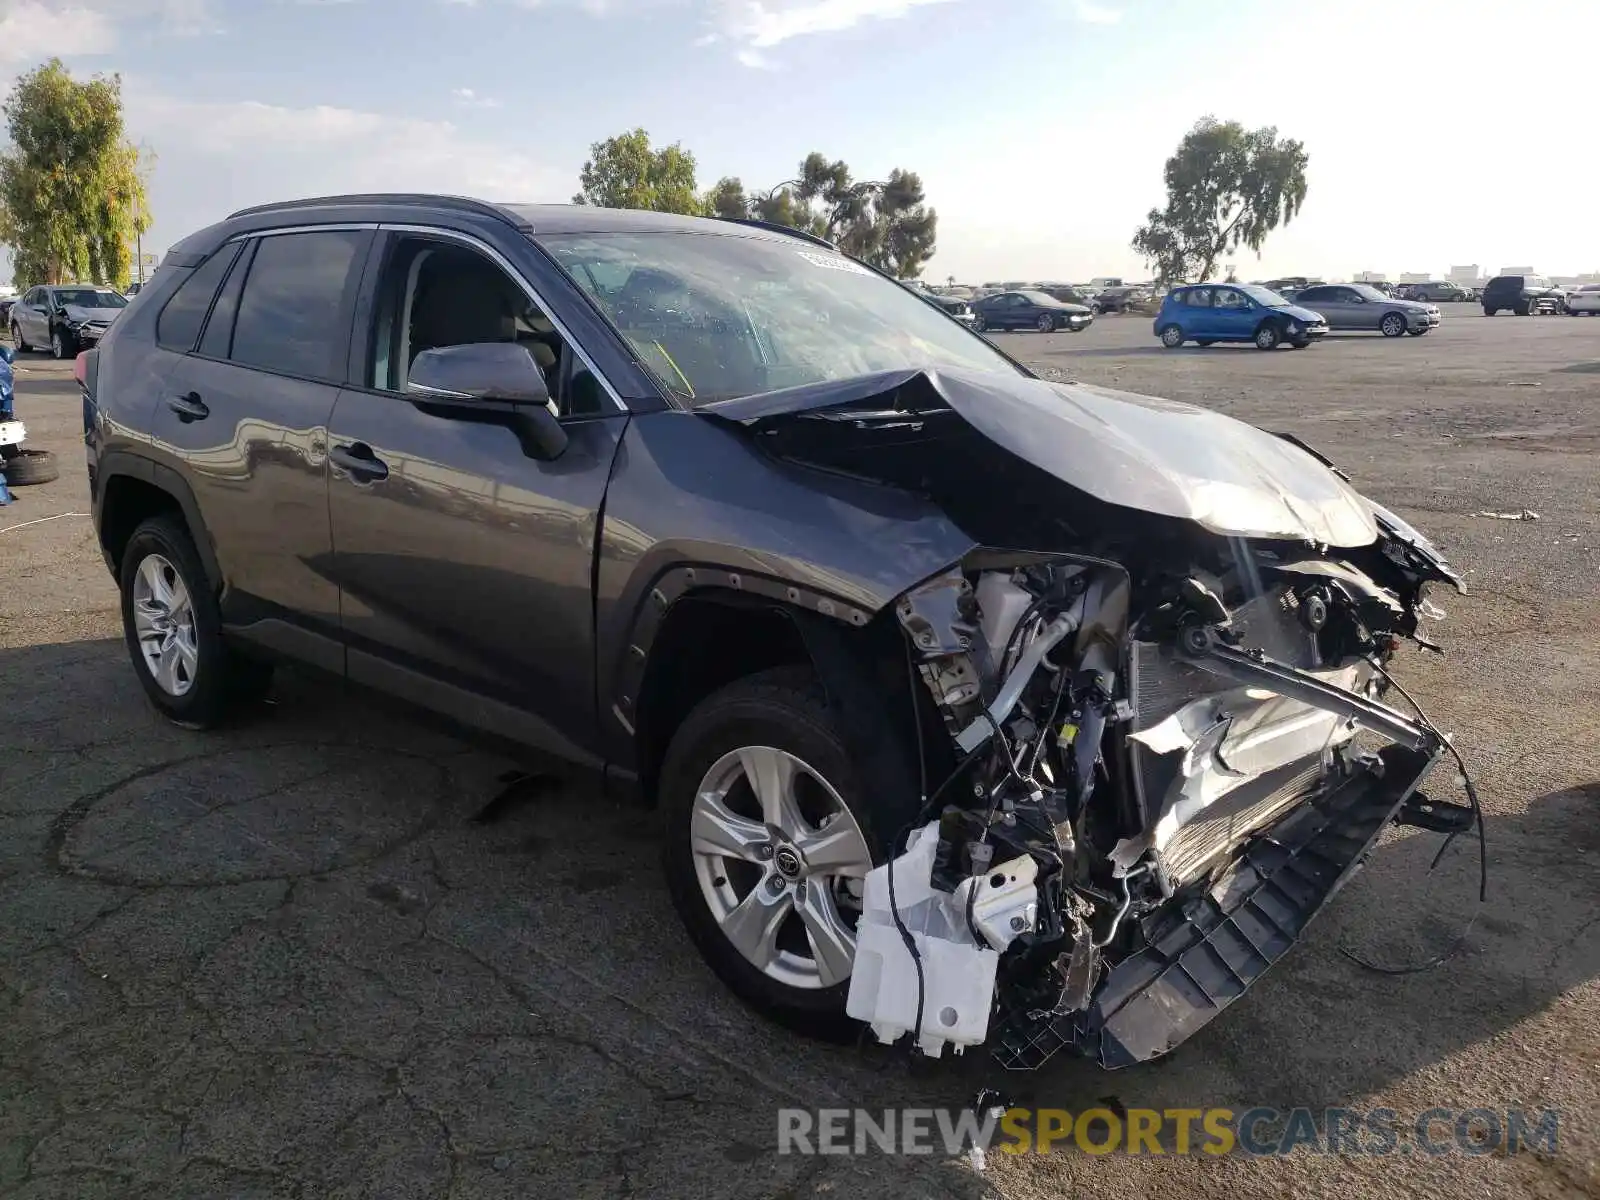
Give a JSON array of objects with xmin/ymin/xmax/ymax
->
[{"xmin": 82, "ymin": 194, "xmax": 1472, "ymax": 1070}]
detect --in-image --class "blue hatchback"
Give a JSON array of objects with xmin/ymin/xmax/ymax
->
[{"xmin": 1153, "ymin": 284, "xmax": 1328, "ymax": 350}]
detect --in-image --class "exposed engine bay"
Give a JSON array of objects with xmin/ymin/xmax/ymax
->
[
  {"xmin": 706, "ymin": 366, "xmax": 1476, "ymax": 1070},
  {"xmin": 847, "ymin": 528, "xmax": 1467, "ymax": 1068}
]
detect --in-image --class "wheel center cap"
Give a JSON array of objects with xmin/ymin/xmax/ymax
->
[{"xmin": 773, "ymin": 846, "xmax": 803, "ymax": 879}]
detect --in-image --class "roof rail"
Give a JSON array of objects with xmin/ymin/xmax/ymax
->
[
  {"xmin": 714, "ymin": 216, "xmax": 838, "ymax": 251},
  {"xmin": 226, "ymin": 193, "xmax": 527, "ymax": 228}
]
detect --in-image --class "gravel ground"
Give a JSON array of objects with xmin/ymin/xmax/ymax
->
[{"xmin": 1, "ymin": 309, "xmax": 1597, "ymax": 1199}]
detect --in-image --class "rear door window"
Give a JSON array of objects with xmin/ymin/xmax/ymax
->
[
  {"xmin": 157, "ymin": 244, "xmax": 243, "ymax": 352},
  {"xmin": 1186, "ymin": 288, "xmax": 1212, "ymax": 307},
  {"xmin": 228, "ymin": 229, "xmax": 368, "ymax": 381}
]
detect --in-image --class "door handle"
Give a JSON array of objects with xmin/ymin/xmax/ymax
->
[
  {"xmin": 330, "ymin": 442, "xmax": 389, "ymax": 482},
  {"xmin": 166, "ymin": 392, "xmax": 209, "ymax": 422}
]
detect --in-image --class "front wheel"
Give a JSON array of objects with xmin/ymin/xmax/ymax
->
[
  {"xmin": 660, "ymin": 669, "xmax": 908, "ymax": 1040},
  {"xmin": 50, "ymin": 327, "xmax": 75, "ymax": 359},
  {"xmin": 972, "ymin": 313, "xmax": 987, "ymax": 333},
  {"xmin": 1035, "ymin": 313, "xmax": 1055, "ymax": 332},
  {"xmin": 1380, "ymin": 313, "xmax": 1407, "ymax": 337},
  {"xmin": 1483, "ymin": 306, "xmax": 1496, "ymax": 316},
  {"xmin": 1254, "ymin": 322, "xmax": 1282, "ymax": 350},
  {"xmin": 1159, "ymin": 324, "xmax": 1185, "ymax": 348}
]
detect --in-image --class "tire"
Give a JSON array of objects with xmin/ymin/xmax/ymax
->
[
  {"xmin": 1036, "ymin": 313, "xmax": 1055, "ymax": 332},
  {"xmin": 50, "ymin": 326, "xmax": 75, "ymax": 360},
  {"xmin": 660, "ymin": 667, "xmax": 914, "ymax": 1041},
  {"xmin": 0, "ymin": 448, "xmax": 58, "ymax": 485},
  {"xmin": 1159, "ymin": 324, "xmax": 1184, "ymax": 348},
  {"xmin": 10, "ymin": 321, "xmax": 29, "ymax": 352},
  {"xmin": 1483, "ymin": 306, "xmax": 1496, "ymax": 317},
  {"xmin": 1196, "ymin": 339, "xmax": 1216, "ymax": 347},
  {"xmin": 1515, "ymin": 302, "xmax": 1531, "ymax": 316},
  {"xmin": 1380, "ymin": 312, "xmax": 1407, "ymax": 338},
  {"xmin": 972, "ymin": 313, "xmax": 987, "ymax": 333},
  {"xmin": 1254, "ymin": 322, "xmax": 1281, "ymax": 350},
  {"xmin": 118, "ymin": 515, "xmax": 271, "ymax": 729}
]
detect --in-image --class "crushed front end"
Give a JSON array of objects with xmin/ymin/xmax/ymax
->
[{"xmin": 847, "ymin": 525, "xmax": 1464, "ymax": 1070}]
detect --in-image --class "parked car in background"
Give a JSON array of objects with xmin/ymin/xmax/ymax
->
[
  {"xmin": 1095, "ymin": 285, "xmax": 1150, "ymax": 313},
  {"xmin": 972, "ymin": 289, "xmax": 1094, "ymax": 333},
  {"xmin": 1564, "ymin": 283, "xmax": 1600, "ymax": 315},
  {"xmin": 921, "ymin": 291, "xmax": 978, "ymax": 327},
  {"xmin": 10, "ymin": 283, "xmax": 130, "ymax": 358},
  {"xmin": 1481, "ymin": 274, "xmax": 1565, "ymax": 316},
  {"xmin": 1405, "ymin": 280, "xmax": 1472, "ymax": 303},
  {"xmin": 1038, "ymin": 285, "xmax": 1101, "ymax": 313},
  {"xmin": 125, "ymin": 281, "xmax": 144, "ymax": 297},
  {"xmin": 1292, "ymin": 284, "xmax": 1440, "ymax": 337},
  {"xmin": 1153, "ymin": 283, "xmax": 1328, "ymax": 349},
  {"xmin": 0, "ymin": 298, "xmax": 13, "ymax": 327}
]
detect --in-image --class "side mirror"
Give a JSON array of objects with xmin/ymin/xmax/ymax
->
[
  {"xmin": 0, "ymin": 343, "xmax": 13, "ymax": 364},
  {"xmin": 406, "ymin": 342, "xmax": 567, "ymax": 461}
]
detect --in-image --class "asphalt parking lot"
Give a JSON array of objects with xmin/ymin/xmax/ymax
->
[{"xmin": 2, "ymin": 309, "xmax": 1597, "ymax": 1199}]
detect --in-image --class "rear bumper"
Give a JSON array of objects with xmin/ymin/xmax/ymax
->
[{"xmin": 994, "ymin": 741, "xmax": 1443, "ymax": 1069}]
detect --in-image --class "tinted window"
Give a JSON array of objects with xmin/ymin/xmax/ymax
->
[
  {"xmin": 198, "ymin": 241, "xmax": 254, "ymax": 360},
  {"xmin": 1297, "ymin": 287, "xmax": 1331, "ymax": 303},
  {"xmin": 229, "ymin": 230, "xmax": 365, "ymax": 380},
  {"xmin": 156, "ymin": 243, "xmax": 243, "ymax": 352}
]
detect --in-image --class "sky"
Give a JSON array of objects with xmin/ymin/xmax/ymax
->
[{"xmin": 0, "ymin": 0, "xmax": 1596, "ymax": 285}]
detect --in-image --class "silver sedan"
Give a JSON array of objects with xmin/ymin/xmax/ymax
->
[{"xmin": 1293, "ymin": 284, "xmax": 1441, "ymax": 337}]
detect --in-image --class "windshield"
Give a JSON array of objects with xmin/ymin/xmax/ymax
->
[
  {"xmin": 53, "ymin": 288, "xmax": 127, "ymax": 309},
  {"xmin": 542, "ymin": 231, "xmax": 1022, "ymax": 406},
  {"xmin": 1237, "ymin": 284, "xmax": 1289, "ymax": 307}
]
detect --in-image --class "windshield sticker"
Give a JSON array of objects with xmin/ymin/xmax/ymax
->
[{"xmin": 795, "ymin": 250, "xmax": 872, "ymax": 277}]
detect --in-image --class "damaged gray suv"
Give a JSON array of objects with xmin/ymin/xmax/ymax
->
[{"xmin": 82, "ymin": 195, "xmax": 1471, "ymax": 1071}]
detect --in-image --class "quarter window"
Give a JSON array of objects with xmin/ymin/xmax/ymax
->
[
  {"xmin": 156, "ymin": 244, "xmax": 242, "ymax": 353},
  {"xmin": 229, "ymin": 229, "xmax": 365, "ymax": 381}
]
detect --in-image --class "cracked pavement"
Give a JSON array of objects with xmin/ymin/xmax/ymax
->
[{"xmin": 3, "ymin": 314, "xmax": 1598, "ymax": 1198}]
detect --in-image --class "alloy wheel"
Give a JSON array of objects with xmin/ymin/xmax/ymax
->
[
  {"xmin": 51, "ymin": 331, "xmax": 65, "ymax": 359},
  {"xmin": 690, "ymin": 745, "xmax": 873, "ymax": 990},
  {"xmin": 131, "ymin": 552, "xmax": 200, "ymax": 697}
]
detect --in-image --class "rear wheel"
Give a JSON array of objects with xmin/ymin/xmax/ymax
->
[
  {"xmin": 1380, "ymin": 312, "xmax": 1407, "ymax": 337},
  {"xmin": 10, "ymin": 321, "xmax": 28, "ymax": 352},
  {"xmin": 1160, "ymin": 324, "xmax": 1185, "ymax": 348},
  {"xmin": 118, "ymin": 515, "xmax": 272, "ymax": 729},
  {"xmin": 1254, "ymin": 322, "xmax": 1281, "ymax": 350},
  {"xmin": 660, "ymin": 669, "xmax": 911, "ymax": 1040}
]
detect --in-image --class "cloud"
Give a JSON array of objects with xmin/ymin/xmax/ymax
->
[
  {"xmin": 713, "ymin": 0, "xmax": 953, "ymax": 49},
  {"xmin": 734, "ymin": 47, "xmax": 774, "ymax": 68},
  {"xmin": 0, "ymin": 2, "xmax": 117, "ymax": 62},
  {"xmin": 122, "ymin": 87, "xmax": 566, "ymax": 232},
  {"xmin": 1073, "ymin": 0, "xmax": 1119, "ymax": 23},
  {"xmin": 452, "ymin": 86, "xmax": 501, "ymax": 107}
]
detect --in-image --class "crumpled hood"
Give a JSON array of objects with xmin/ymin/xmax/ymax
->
[
  {"xmin": 1279, "ymin": 303, "xmax": 1326, "ymax": 324},
  {"xmin": 62, "ymin": 305, "xmax": 122, "ymax": 323},
  {"xmin": 703, "ymin": 366, "xmax": 1380, "ymax": 546}
]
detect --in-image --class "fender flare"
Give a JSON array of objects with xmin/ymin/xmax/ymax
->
[
  {"xmin": 95, "ymin": 448, "xmax": 224, "ymax": 593},
  {"xmin": 607, "ymin": 562, "xmax": 876, "ymax": 734}
]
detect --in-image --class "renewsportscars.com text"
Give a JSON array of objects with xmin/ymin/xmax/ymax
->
[{"xmin": 777, "ymin": 1106, "xmax": 1561, "ymax": 1158}]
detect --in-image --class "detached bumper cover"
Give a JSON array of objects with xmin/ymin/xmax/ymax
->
[{"xmin": 993, "ymin": 743, "xmax": 1443, "ymax": 1070}]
